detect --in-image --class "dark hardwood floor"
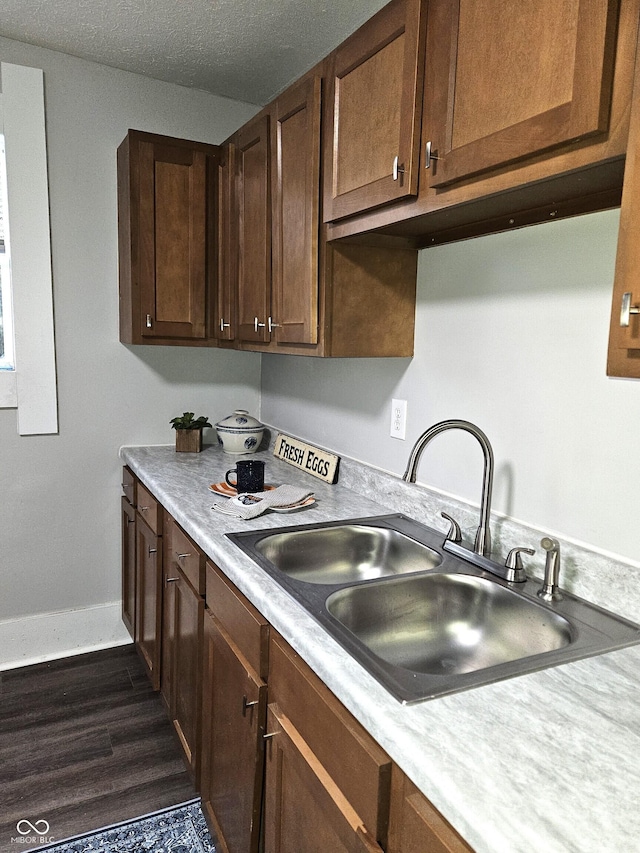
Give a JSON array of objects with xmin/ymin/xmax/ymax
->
[{"xmin": 0, "ymin": 644, "xmax": 197, "ymax": 852}]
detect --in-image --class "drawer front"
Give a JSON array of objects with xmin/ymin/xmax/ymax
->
[
  {"xmin": 169, "ymin": 518, "xmax": 205, "ymax": 594},
  {"xmin": 136, "ymin": 482, "xmax": 161, "ymax": 534},
  {"xmin": 269, "ymin": 634, "xmax": 391, "ymax": 842},
  {"xmin": 122, "ymin": 466, "xmax": 136, "ymax": 506},
  {"xmin": 206, "ymin": 562, "xmax": 269, "ymax": 679}
]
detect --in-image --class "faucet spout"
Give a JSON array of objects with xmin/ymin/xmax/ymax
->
[{"xmin": 402, "ymin": 419, "xmax": 494, "ymax": 557}]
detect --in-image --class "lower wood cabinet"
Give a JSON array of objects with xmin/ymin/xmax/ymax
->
[
  {"xmin": 201, "ymin": 610, "xmax": 267, "ymax": 853},
  {"xmin": 387, "ymin": 768, "xmax": 473, "ymax": 853},
  {"xmin": 121, "ymin": 493, "xmax": 136, "ymax": 639},
  {"xmin": 134, "ymin": 514, "xmax": 162, "ymax": 691},
  {"xmin": 162, "ymin": 515, "xmax": 206, "ymax": 781},
  {"xmin": 266, "ymin": 634, "xmax": 391, "ymax": 851},
  {"xmin": 122, "ymin": 470, "xmax": 477, "ymax": 851},
  {"xmin": 263, "ymin": 702, "xmax": 384, "ymax": 853},
  {"xmin": 200, "ymin": 561, "xmax": 269, "ymax": 853}
]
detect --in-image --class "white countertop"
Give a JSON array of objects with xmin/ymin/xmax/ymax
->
[{"xmin": 121, "ymin": 443, "xmax": 640, "ymax": 853}]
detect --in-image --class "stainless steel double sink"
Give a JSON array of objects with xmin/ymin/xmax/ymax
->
[{"xmin": 228, "ymin": 515, "xmax": 640, "ymax": 703}]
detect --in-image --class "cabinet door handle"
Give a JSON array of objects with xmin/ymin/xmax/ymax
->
[
  {"xmin": 620, "ymin": 292, "xmax": 640, "ymax": 327},
  {"xmin": 263, "ymin": 731, "xmax": 279, "ymax": 740},
  {"xmin": 126, "ymin": 517, "xmax": 135, "ymax": 526},
  {"xmin": 392, "ymin": 155, "xmax": 405, "ymax": 181},
  {"xmin": 166, "ymin": 576, "xmax": 179, "ymax": 584},
  {"xmin": 425, "ymin": 140, "xmax": 440, "ymax": 170},
  {"xmin": 242, "ymin": 695, "xmax": 259, "ymax": 716},
  {"xmin": 148, "ymin": 547, "xmax": 157, "ymax": 555},
  {"xmin": 175, "ymin": 552, "xmax": 191, "ymax": 560},
  {"xmin": 220, "ymin": 318, "xmax": 230, "ymax": 331},
  {"xmin": 139, "ymin": 505, "xmax": 149, "ymax": 512},
  {"xmin": 254, "ymin": 317, "xmax": 266, "ymax": 332},
  {"xmin": 268, "ymin": 317, "xmax": 280, "ymax": 333},
  {"xmin": 146, "ymin": 314, "xmax": 153, "ymax": 328}
]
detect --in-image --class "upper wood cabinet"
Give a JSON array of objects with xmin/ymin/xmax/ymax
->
[
  {"xmin": 117, "ymin": 130, "xmax": 221, "ymax": 346},
  {"xmin": 235, "ymin": 115, "xmax": 272, "ymax": 344},
  {"xmin": 327, "ymin": 0, "xmax": 639, "ymax": 246},
  {"xmin": 271, "ymin": 76, "xmax": 322, "ymax": 345},
  {"xmin": 235, "ymin": 77, "xmax": 322, "ymax": 349},
  {"xmin": 608, "ymin": 37, "xmax": 640, "ymax": 378},
  {"xmin": 323, "ymin": 0, "xmax": 426, "ymax": 221},
  {"xmin": 426, "ymin": 0, "xmax": 619, "ymax": 189},
  {"xmin": 213, "ymin": 143, "xmax": 237, "ymax": 344}
]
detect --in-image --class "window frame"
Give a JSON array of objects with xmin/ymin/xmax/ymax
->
[{"xmin": 0, "ymin": 62, "xmax": 58, "ymax": 434}]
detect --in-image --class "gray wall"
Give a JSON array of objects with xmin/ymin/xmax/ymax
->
[
  {"xmin": 2, "ymin": 35, "xmax": 638, "ymax": 663},
  {"xmin": 0, "ymin": 37, "xmax": 261, "ymax": 628},
  {"xmin": 261, "ymin": 209, "xmax": 640, "ymax": 564}
]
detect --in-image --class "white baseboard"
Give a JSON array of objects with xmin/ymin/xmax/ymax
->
[{"xmin": 0, "ymin": 601, "xmax": 132, "ymax": 671}]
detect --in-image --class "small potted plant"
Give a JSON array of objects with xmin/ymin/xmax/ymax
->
[{"xmin": 170, "ymin": 412, "xmax": 212, "ymax": 453}]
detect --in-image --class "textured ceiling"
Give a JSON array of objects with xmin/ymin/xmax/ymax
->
[{"xmin": 0, "ymin": 0, "xmax": 390, "ymax": 105}]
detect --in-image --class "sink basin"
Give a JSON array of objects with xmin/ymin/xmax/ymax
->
[
  {"xmin": 228, "ymin": 514, "xmax": 640, "ymax": 703},
  {"xmin": 326, "ymin": 573, "xmax": 572, "ymax": 675},
  {"xmin": 255, "ymin": 524, "xmax": 441, "ymax": 585}
]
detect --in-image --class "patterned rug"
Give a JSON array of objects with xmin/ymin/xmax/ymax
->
[{"xmin": 35, "ymin": 799, "xmax": 216, "ymax": 852}]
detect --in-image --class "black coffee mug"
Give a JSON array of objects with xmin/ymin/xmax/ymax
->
[{"xmin": 225, "ymin": 459, "xmax": 265, "ymax": 493}]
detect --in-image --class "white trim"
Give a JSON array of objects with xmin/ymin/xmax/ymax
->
[
  {"xmin": 0, "ymin": 369, "xmax": 16, "ymax": 405},
  {"xmin": 1, "ymin": 62, "xmax": 58, "ymax": 434},
  {"xmin": 0, "ymin": 601, "xmax": 131, "ymax": 671}
]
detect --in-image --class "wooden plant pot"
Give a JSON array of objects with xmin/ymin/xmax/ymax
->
[{"xmin": 175, "ymin": 428, "xmax": 203, "ymax": 453}]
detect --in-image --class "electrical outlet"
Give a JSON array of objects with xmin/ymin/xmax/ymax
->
[{"xmin": 390, "ymin": 398, "xmax": 407, "ymax": 440}]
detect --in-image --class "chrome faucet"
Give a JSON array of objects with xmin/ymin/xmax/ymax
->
[{"xmin": 403, "ymin": 419, "xmax": 494, "ymax": 557}]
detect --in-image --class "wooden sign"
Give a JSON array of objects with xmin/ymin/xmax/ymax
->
[{"xmin": 273, "ymin": 434, "xmax": 339, "ymax": 484}]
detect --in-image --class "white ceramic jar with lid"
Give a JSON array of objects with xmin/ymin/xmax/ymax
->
[{"xmin": 215, "ymin": 409, "xmax": 264, "ymax": 454}]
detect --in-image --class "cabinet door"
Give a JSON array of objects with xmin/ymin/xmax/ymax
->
[
  {"xmin": 172, "ymin": 567, "xmax": 204, "ymax": 779},
  {"xmin": 264, "ymin": 705, "xmax": 384, "ymax": 853},
  {"xmin": 608, "ymin": 40, "xmax": 640, "ymax": 378},
  {"xmin": 271, "ymin": 76, "xmax": 321, "ymax": 345},
  {"xmin": 201, "ymin": 612, "xmax": 267, "ymax": 853},
  {"xmin": 161, "ymin": 550, "xmax": 177, "ymax": 711},
  {"xmin": 121, "ymin": 496, "xmax": 136, "ymax": 640},
  {"xmin": 214, "ymin": 143, "xmax": 237, "ymax": 342},
  {"xmin": 135, "ymin": 515, "xmax": 162, "ymax": 691},
  {"xmin": 236, "ymin": 115, "xmax": 271, "ymax": 343},
  {"xmin": 387, "ymin": 768, "xmax": 473, "ymax": 853},
  {"xmin": 426, "ymin": 0, "xmax": 619, "ymax": 189},
  {"xmin": 323, "ymin": 0, "xmax": 425, "ymax": 221},
  {"xmin": 137, "ymin": 138, "xmax": 211, "ymax": 339}
]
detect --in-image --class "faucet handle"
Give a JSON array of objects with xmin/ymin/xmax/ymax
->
[
  {"xmin": 505, "ymin": 547, "xmax": 535, "ymax": 571},
  {"xmin": 440, "ymin": 511, "xmax": 462, "ymax": 544}
]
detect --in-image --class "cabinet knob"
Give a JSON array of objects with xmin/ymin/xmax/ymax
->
[
  {"xmin": 425, "ymin": 140, "xmax": 440, "ymax": 170},
  {"xmin": 620, "ymin": 292, "xmax": 640, "ymax": 327},
  {"xmin": 392, "ymin": 155, "xmax": 405, "ymax": 181},
  {"xmin": 220, "ymin": 318, "xmax": 230, "ymax": 331}
]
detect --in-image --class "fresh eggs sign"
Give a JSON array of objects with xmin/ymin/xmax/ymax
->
[{"xmin": 273, "ymin": 434, "xmax": 339, "ymax": 484}]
